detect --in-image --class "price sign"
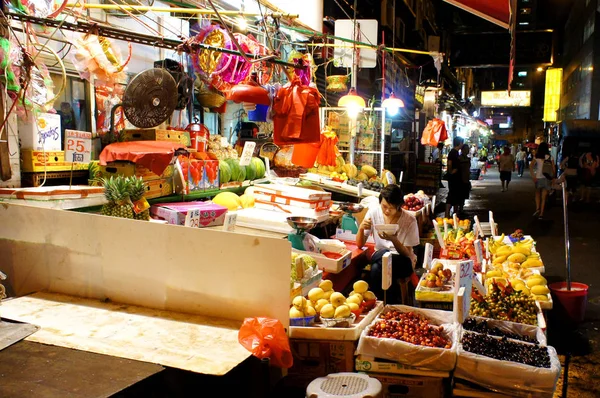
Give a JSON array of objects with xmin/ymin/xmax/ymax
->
[
  {"xmin": 221, "ymin": 136, "xmax": 229, "ymax": 147},
  {"xmin": 432, "ymin": 219, "xmax": 445, "ymax": 249},
  {"xmin": 264, "ymin": 157, "xmax": 271, "ymax": 179},
  {"xmin": 474, "ymin": 239, "xmax": 483, "ymax": 265},
  {"xmin": 65, "ymin": 130, "xmax": 92, "ymax": 163},
  {"xmin": 423, "ymin": 242, "xmax": 434, "ymax": 270},
  {"xmin": 431, "ymin": 195, "xmax": 436, "ymax": 212},
  {"xmin": 454, "ymin": 260, "xmax": 474, "ymax": 323},
  {"xmin": 489, "ymin": 211, "xmax": 497, "ymax": 237},
  {"xmin": 474, "ymin": 215, "xmax": 484, "ymax": 238},
  {"xmin": 382, "ymin": 252, "xmax": 392, "ymax": 292},
  {"xmin": 386, "ymin": 172, "xmax": 394, "ymax": 186},
  {"xmin": 223, "ymin": 212, "xmax": 237, "ymax": 232},
  {"xmin": 357, "ymin": 182, "xmax": 363, "ymax": 197},
  {"xmin": 239, "ymin": 141, "xmax": 256, "ymax": 166},
  {"xmin": 453, "ymin": 214, "xmax": 459, "ymax": 229},
  {"xmin": 184, "ymin": 209, "xmax": 201, "ymax": 228},
  {"xmin": 443, "ymin": 220, "xmax": 449, "ymax": 240}
]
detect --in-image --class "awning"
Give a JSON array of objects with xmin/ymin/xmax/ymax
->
[{"xmin": 443, "ymin": 0, "xmax": 509, "ymax": 29}]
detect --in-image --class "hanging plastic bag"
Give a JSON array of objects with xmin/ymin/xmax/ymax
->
[
  {"xmin": 238, "ymin": 317, "xmax": 293, "ymax": 369},
  {"xmin": 420, "ymin": 120, "xmax": 435, "ymax": 146},
  {"xmin": 432, "ymin": 118, "xmax": 448, "ymax": 144}
]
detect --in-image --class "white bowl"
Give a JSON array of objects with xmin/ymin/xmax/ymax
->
[{"xmin": 374, "ymin": 224, "xmax": 399, "ymax": 235}]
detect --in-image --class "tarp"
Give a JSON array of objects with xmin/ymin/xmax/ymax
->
[
  {"xmin": 443, "ymin": 0, "xmax": 509, "ymax": 28},
  {"xmin": 99, "ymin": 141, "xmax": 184, "ymax": 176}
]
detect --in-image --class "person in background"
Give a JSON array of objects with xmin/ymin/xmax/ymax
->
[
  {"xmin": 530, "ymin": 142, "xmax": 554, "ymax": 219},
  {"xmin": 432, "ymin": 142, "xmax": 444, "ymax": 162},
  {"xmin": 459, "ymin": 144, "xmax": 472, "ymax": 214},
  {"xmin": 515, "ymin": 147, "xmax": 527, "ymax": 177},
  {"xmin": 498, "ymin": 146, "xmax": 515, "ymax": 192},
  {"xmin": 356, "ymin": 184, "xmax": 420, "ymax": 304},
  {"xmin": 445, "ymin": 136, "xmax": 465, "ymax": 218},
  {"xmin": 579, "ymin": 151, "xmax": 599, "ymax": 203},
  {"xmin": 558, "ymin": 152, "xmax": 580, "ymax": 202}
]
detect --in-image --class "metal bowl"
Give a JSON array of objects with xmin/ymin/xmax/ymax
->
[
  {"xmin": 287, "ymin": 216, "xmax": 318, "ymax": 231},
  {"xmin": 338, "ymin": 202, "xmax": 364, "ymax": 214}
]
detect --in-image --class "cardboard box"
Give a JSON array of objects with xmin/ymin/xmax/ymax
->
[
  {"xmin": 144, "ymin": 178, "xmax": 174, "ymax": 199},
  {"xmin": 21, "ymin": 150, "xmax": 89, "ymax": 172},
  {"xmin": 98, "ymin": 161, "xmax": 174, "ymax": 181},
  {"xmin": 150, "ymin": 201, "xmax": 227, "ymax": 227},
  {"xmin": 367, "ymin": 372, "xmax": 446, "ymax": 398},
  {"xmin": 287, "ymin": 339, "xmax": 356, "ymax": 381},
  {"xmin": 122, "ymin": 128, "xmax": 191, "ymax": 147},
  {"xmin": 19, "ymin": 112, "xmax": 62, "ymax": 150},
  {"xmin": 355, "ymin": 356, "xmax": 450, "ymax": 378}
]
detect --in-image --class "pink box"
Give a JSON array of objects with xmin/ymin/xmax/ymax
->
[{"xmin": 150, "ymin": 201, "xmax": 227, "ymax": 227}]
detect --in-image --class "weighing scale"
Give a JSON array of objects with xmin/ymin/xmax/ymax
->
[
  {"xmin": 338, "ymin": 203, "xmax": 364, "ymax": 234},
  {"xmin": 286, "ymin": 216, "xmax": 318, "ymax": 250}
]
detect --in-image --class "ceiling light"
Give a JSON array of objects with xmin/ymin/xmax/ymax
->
[
  {"xmin": 338, "ymin": 87, "xmax": 365, "ymax": 119},
  {"xmin": 382, "ymin": 92, "xmax": 405, "ymax": 116}
]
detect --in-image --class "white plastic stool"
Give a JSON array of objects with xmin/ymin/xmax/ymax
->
[{"xmin": 306, "ymin": 372, "xmax": 382, "ymax": 398}]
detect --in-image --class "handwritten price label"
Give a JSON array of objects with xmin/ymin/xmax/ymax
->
[
  {"xmin": 454, "ymin": 260, "xmax": 474, "ymax": 323},
  {"xmin": 185, "ymin": 209, "xmax": 201, "ymax": 228},
  {"xmin": 65, "ymin": 130, "xmax": 92, "ymax": 163},
  {"xmin": 239, "ymin": 141, "xmax": 256, "ymax": 166}
]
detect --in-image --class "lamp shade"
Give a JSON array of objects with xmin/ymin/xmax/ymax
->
[
  {"xmin": 382, "ymin": 93, "xmax": 405, "ymax": 109},
  {"xmin": 338, "ymin": 88, "xmax": 366, "ymax": 108}
]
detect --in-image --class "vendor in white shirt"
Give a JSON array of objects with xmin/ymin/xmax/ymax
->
[{"xmin": 356, "ymin": 184, "xmax": 420, "ymax": 304}]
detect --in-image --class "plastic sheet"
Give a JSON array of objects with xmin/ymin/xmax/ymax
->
[
  {"xmin": 99, "ymin": 141, "xmax": 183, "ymax": 176},
  {"xmin": 455, "ymin": 331, "xmax": 560, "ymax": 397},
  {"xmin": 356, "ymin": 305, "xmax": 458, "ymax": 371}
]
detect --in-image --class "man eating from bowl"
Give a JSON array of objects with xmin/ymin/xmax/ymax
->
[{"xmin": 356, "ymin": 184, "xmax": 420, "ymax": 304}]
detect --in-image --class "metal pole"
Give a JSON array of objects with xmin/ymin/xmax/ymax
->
[{"xmin": 562, "ymin": 181, "xmax": 572, "ymax": 290}]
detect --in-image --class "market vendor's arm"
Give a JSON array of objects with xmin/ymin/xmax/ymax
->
[
  {"xmin": 356, "ymin": 212, "xmax": 372, "ymax": 247},
  {"xmin": 378, "ymin": 214, "xmax": 420, "ymax": 264}
]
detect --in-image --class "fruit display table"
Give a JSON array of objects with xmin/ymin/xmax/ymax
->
[{"xmin": 322, "ymin": 242, "xmax": 373, "ymax": 293}]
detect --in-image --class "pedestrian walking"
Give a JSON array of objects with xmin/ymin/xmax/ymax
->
[
  {"xmin": 579, "ymin": 151, "xmax": 599, "ymax": 203},
  {"xmin": 445, "ymin": 136, "xmax": 465, "ymax": 218},
  {"xmin": 516, "ymin": 147, "xmax": 527, "ymax": 177},
  {"xmin": 530, "ymin": 142, "xmax": 554, "ymax": 219},
  {"xmin": 499, "ymin": 146, "xmax": 515, "ymax": 192}
]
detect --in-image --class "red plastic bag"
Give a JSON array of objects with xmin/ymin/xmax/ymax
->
[
  {"xmin": 272, "ymin": 78, "xmax": 321, "ymax": 145},
  {"xmin": 238, "ymin": 317, "xmax": 293, "ymax": 369},
  {"xmin": 420, "ymin": 118, "xmax": 447, "ymax": 147}
]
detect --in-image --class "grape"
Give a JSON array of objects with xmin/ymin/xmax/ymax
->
[
  {"xmin": 470, "ymin": 284, "xmax": 538, "ymax": 325},
  {"xmin": 462, "ymin": 318, "xmax": 538, "ymax": 344},
  {"xmin": 461, "ymin": 332, "xmax": 551, "ymax": 368}
]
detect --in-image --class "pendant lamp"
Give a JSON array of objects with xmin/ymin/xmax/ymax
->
[
  {"xmin": 338, "ymin": 87, "xmax": 365, "ymax": 119},
  {"xmin": 382, "ymin": 92, "xmax": 405, "ymax": 116}
]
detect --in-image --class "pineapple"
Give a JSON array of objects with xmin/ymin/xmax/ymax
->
[
  {"xmin": 129, "ymin": 176, "xmax": 150, "ymax": 221},
  {"xmin": 101, "ymin": 176, "xmax": 134, "ymax": 219}
]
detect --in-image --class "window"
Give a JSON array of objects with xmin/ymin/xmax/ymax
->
[
  {"xmin": 50, "ymin": 73, "xmax": 91, "ymax": 144},
  {"xmin": 517, "ymin": 71, "xmax": 528, "ymax": 77}
]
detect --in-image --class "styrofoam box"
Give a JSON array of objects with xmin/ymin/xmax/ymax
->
[
  {"xmin": 293, "ymin": 247, "xmax": 352, "ymax": 274},
  {"xmin": 19, "ymin": 112, "xmax": 62, "ymax": 151}
]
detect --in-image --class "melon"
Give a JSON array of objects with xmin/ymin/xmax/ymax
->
[
  {"xmin": 225, "ymin": 158, "xmax": 242, "ymax": 182},
  {"xmin": 212, "ymin": 192, "xmax": 241, "ymax": 211},
  {"xmin": 219, "ymin": 161, "xmax": 232, "ymax": 184},
  {"xmin": 240, "ymin": 193, "xmax": 255, "ymax": 208},
  {"xmin": 251, "ymin": 157, "xmax": 266, "ymax": 179},
  {"xmin": 246, "ymin": 161, "xmax": 257, "ymax": 181},
  {"xmin": 237, "ymin": 164, "xmax": 247, "ymax": 182}
]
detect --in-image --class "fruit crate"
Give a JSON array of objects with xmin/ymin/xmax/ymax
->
[
  {"xmin": 288, "ymin": 301, "xmax": 383, "ymax": 340},
  {"xmin": 355, "ymin": 355, "xmax": 451, "ymax": 378}
]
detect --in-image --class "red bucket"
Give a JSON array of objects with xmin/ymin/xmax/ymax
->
[{"xmin": 549, "ymin": 282, "xmax": 589, "ymax": 323}]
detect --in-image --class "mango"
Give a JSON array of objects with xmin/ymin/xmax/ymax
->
[
  {"xmin": 526, "ymin": 277, "xmax": 546, "ymax": 288},
  {"xmin": 522, "ymin": 259, "xmax": 543, "ymax": 268},
  {"xmin": 493, "ymin": 255, "xmax": 508, "ymax": 264},
  {"xmin": 486, "ymin": 270, "xmax": 502, "ymax": 279},
  {"xmin": 534, "ymin": 294, "xmax": 549, "ymax": 302},
  {"xmin": 512, "ymin": 246, "xmax": 532, "ymax": 256},
  {"xmin": 515, "ymin": 285, "xmax": 530, "ymax": 295},
  {"xmin": 531, "ymin": 285, "xmax": 550, "ymax": 295},
  {"xmin": 508, "ymin": 253, "xmax": 527, "ymax": 263}
]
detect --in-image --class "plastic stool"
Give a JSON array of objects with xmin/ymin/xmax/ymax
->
[{"xmin": 306, "ymin": 372, "xmax": 382, "ymax": 398}]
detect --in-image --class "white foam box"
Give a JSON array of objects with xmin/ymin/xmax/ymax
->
[
  {"xmin": 292, "ymin": 248, "xmax": 352, "ymax": 274},
  {"xmin": 289, "ymin": 301, "xmax": 383, "ymax": 340},
  {"xmin": 19, "ymin": 112, "xmax": 62, "ymax": 151},
  {"xmin": 355, "ymin": 355, "xmax": 451, "ymax": 378},
  {"xmin": 366, "ymin": 372, "xmax": 447, "ymax": 398}
]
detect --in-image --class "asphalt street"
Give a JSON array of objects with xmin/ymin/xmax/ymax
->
[{"xmin": 440, "ymin": 168, "xmax": 600, "ymax": 397}]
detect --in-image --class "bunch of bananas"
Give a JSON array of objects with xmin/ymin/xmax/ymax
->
[
  {"xmin": 490, "ymin": 235, "xmax": 543, "ymax": 268},
  {"xmin": 446, "ymin": 229, "xmax": 476, "ymax": 244}
]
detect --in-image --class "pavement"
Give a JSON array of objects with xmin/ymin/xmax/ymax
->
[{"xmin": 438, "ymin": 168, "xmax": 600, "ymax": 397}]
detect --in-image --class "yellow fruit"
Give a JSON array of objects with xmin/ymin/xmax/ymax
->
[
  {"xmin": 526, "ymin": 277, "xmax": 546, "ymax": 288},
  {"xmin": 356, "ymin": 172, "xmax": 368, "ymax": 181},
  {"xmin": 531, "ymin": 285, "xmax": 550, "ymax": 295},
  {"xmin": 522, "ymin": 259, "xmax": 543, "ymax": 268},
  {"xmin": 493, "ymin": 255, "xmax": 507, "ymax": 264},
  {"xmin": 212, "ymin": 191, "xmax": 242, "ymax": 211},
  {"xmin": 323, "ymin": 290, "xmax": 333, "ymax": 300},
  {"xmin": 361, "ymin": 165, "xmax": 378, "ymax": 178},
  {"xmin": 308, "ymin": 288, "xmax": 325, "ymax": 302},
  {"xmin": 534, "ymin": 294, "xmax": 549, "ymax": 302},
  {"xmin": 486, "ymin": 271, "xmax": 502, "ymax": 278},
  {"xmin": 330, "ymin": 292, "xmax": 346, "ymax": 308},
  {"xmin": 305, "ymin": 306, "xmax": 316, "ymax": 316},
  {"xmin": 496, "ymin": 246, "xmax": 513, "ymax": 255},
  {"xmin": 315, "ymin": 299, "xmax": 329, "ymax": 313},
  {"xmin": 289, "ymin": 307, "xmax": 304, "ymax": 318},
  {"xmin": 512, "ymin": 246, "xmax": 532, "ymax": 256},
  {"xmin": 347, "ymin": 294, "xmax": 363, "ymax": 305},
  {"xmin": 347, "ymin": 302, "xmax": 360, "ymax": 311},
  {"xmin": 292, "ymin": 296, "xmax": 307, "ymax": 310},
  {"xmin": 381, "ymin": 170, "xmax": 396, "ymax": 186},
  {"xmin": 320, "ymin": 304, "xmax": 335, "ymax": 318},
  {"xmin": 342, "ymin": 164, "xmax": 358, "ymax": 178},
  {"xmin": 319, "ymin": 280, "xmax": 333, "ymax": 292},
  {"xmin": 334, "ymin": 305, "xmax": 352, "ymax": 318},
  {"xmin": 510, "ymin": 278, "xmax": 523, "ymax": 287},
  {"xmin": 353, "ymin": 280, "xmax": 369, "ymax": 294},
  {"xmin": 515, "ymin": 285, "xmax": 530, "ymax": 295},
  {"xmin": 508, "ymin": 253, "xmax": 527, "ymax": 264},
  {"xmin": 363, "ymin": 291, "xmax": 377, "ymax": 301},
  {"xmin": 239, "ymin": 193, "xmax": 255, "ymax": 209}
]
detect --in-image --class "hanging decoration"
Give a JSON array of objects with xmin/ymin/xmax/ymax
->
[{"xmin": 325, "ymin": 75, "xmax": 348, "ymax": 93}]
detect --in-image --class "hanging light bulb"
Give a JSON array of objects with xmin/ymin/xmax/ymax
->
[
  {"xmin": 237, "ymin": 1, "xmax": 247, "ymax": 32},
  {"xmin": 338, "ymin": 87, "xmax": 365, "ymax": 119},
  {"xmin": 382, "ymin": 92, "xmax": 405, "ymax": 116}
]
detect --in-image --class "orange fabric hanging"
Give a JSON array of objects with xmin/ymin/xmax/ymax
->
[
  {"xmin": 316, "ymin": 128, "xmax": 339, "ymax": 167},
  {"xmin": 420, "ymin": 118, "xmax": 448, "ymax": 147},
  {"xmin": 272, "ymin": 78, "xmax": 321, "ymax": 146}
]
